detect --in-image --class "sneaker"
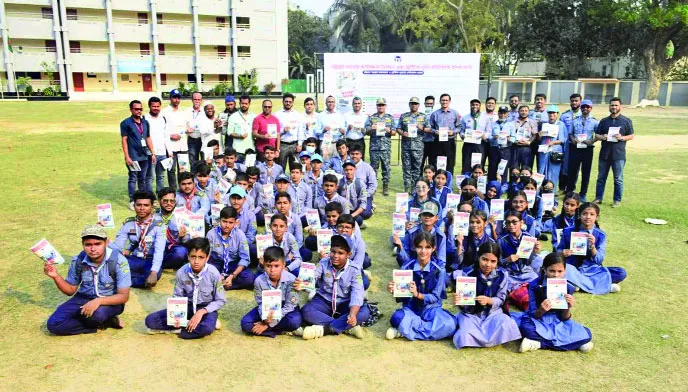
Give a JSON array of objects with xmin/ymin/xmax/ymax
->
[
  {"xmin": 610, "ymin": 283, "xmax": 621, "ymax": 293},
  {"xmin": 372, "ymin": 203, "xmax": 377, "ymax": 212},
  {"xmin": 302, "ymin": 325, "xmax": 325, "ymax": 340},
  {"xmin": 360, "ymin": 222, "xmax": 367, "ymax": 230},
  {"xmin": 392, "ymin": 247, "xmax": 398, "ymax": 257},
  {"xmin": 363, "ymin": 270, "xmax": 372, "ymax": 280},
  {"xmin": 612, "ymin": 201, "xmax": 621, "ymax": 208},
  {"xmin": 592, "ymin": 199, "xmax": 602, "ymax": 205},
  {"xmin": 287, "ymin": 327, "xmax": 304, "ymax": 337},
  {"xmin": 215, "ymin": 319, "xmax": 222, "ymax": 330},
  {"xmin": 346, "ymin": 325, "xmax": 365, "ymax": 339},
  {"xmin": 128, "ymin": 201, "xmax": 135, "ymax": 211},
  {"xmin": 579, "ymin": 341, "xmax": 594, "ymax": 353},
  {"xmin": 519, "ymin": 338, "xmax": 541, "ymax": 353},
  {"xmin": 147, "ymin": 328, "xmax": 181, "ymax": 335},
  {"xmin": 385, "ymin": 327, "xmax": 401, "ymax": 340}
]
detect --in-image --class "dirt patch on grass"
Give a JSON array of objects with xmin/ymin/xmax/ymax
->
[{"xmin": 627, "ymin": 135, "xmax": 688, "ymax": 151}]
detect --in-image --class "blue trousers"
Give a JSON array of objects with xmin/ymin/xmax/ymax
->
[
  {"xmin": 162, "ymin": 245, "xmax": 187, "ymax": 270},
  {"xmin": 47, "ymin": 294, "xmax": 124, "ymax": 335},
  {"xmin": 145, "ymin": 305, "xmax": 218, "ymax": 339},
  {"xmin": 609, "ymin": 267, "xmax": 627, "ymax": 284},
  {"xmin": 567, "ymin": 147, "xmax": 594, "ymax": 197},
  {"xmin": 147, "ymin": 154, "xmax": 169, "ymax": 193},
  {"xmin": 127, "ymin": 255, "xmax": 163, "ymax": 288},
  {"xmin": 301, "ymin": 295, "xmax": 370, "ymax": 334},
  {"xmin": 519, "ymin": 316, "xmax": 591, "ymax": 351},
  {"xmin": 127, "ymin": 159, "xmax": 152, "ymax": 202},
  {"xmin": 209, "ymin": 255, "xmax": 255, "ymax": 290},
  {"xmin": 595, "ymin": 158, "xmax": 625, "ymax": 203},
  {"xmin": 512, "ymin": 146, "xmax": 532, "ymax": 170},
  {"xmin": 305, "ymin": 235, "xmax": 317, "ymax": 252},
  {"xmin": 362, "ymin": 196, "xmax": 373, "ymax": 220},
  {"xmin": 240, "ymin": 306, "xmax": 302, "ymax": 338},
  {"xmin": 187, "ymin": 136, "xmax": 202, "ymax": 175},
  {"xmin": 488, "ymin": 146, "xmax": 511, "ymax": 181}
]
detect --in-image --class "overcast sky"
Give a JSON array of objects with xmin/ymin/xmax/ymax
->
[{"xmin": 290, "ymin": 0, "xmax": 335, "ymax": 17}]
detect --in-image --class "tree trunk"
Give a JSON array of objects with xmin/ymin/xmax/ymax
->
[{"xmin": 642, "ymin": 46, "xmax": 665, "ymax": 100}]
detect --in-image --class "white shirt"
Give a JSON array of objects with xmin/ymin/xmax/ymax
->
[
  {"xmin": 317, "ymin": 110, "xmax": 346, "ymax": 141},
  {"xmin": 185, "ymin": 107, "xmax": 203, "ymax": 138},
  {"xmin": 198, "ymin": 115, "xmax": 220, "ymax": 157},
  {"xmin": 274, "ymin": 108, "xmax": 302, "ymax": 143},
  {"xmin": 161, "ymin": 105, "xmax": 187, "ymax": 152},
  {"xmin": 344, "ymin": 111, "xmax": 368, "ymax": 140},
  {"xmin": 227, "ymin": 110, "xmax": 256, "ymax": 154},
  {"xmin": 144, "ymin": 113, "xmax": 169, "ymax": 156}
]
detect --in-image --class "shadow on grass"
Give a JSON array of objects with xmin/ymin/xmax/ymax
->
[
  {"xmin": 80, "ymin": 174, "xmax": 130, "ymax": 209},
  {"xmin": 4, "ymin": 280, "xmax": 63, "ymax": 310}
]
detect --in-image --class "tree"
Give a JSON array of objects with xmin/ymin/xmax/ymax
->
[
  {"xmin": 289, "ymin": 52, "xmax": 314, "ymax": 78},
  {"xmin": 332, "ymin": 0, "xmax": 382, "ymax": 50},
  {"xmin": 287, "ymin": 9, "xmax": 332, "ymax": 74}
]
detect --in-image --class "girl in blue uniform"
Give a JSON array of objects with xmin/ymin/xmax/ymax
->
[
  {"xmin": 452, "ymin": 210, "xmax": 496, "ymax": 278},
  {"xmin": 485, "ymin": 180, "xmax": 503, "ymax": 206},
  {"xmin": 538, "ymin": 179, "xmax": 558, "ymax": 234},
  {"xmin": 453, "ymin": 242, "xmax": 522, "ymax": 349},
  {"xmin": 386, "ymin": 232, "xmax": 457, "ymax": 341},
  {"xmin": 546, "ymin": 192, "xmax": 581, "ymax": 250},
  {"xmin": 518, "ymin": 252, "xmax": 593, "ymax": 353},
  {"xmin": 459, "ymin": 177, "xmax": 489, "ymax": 216},
  {"xmin": 507, "ymin": 166, "xmax": 531, "ymax": 199},
  {"xmin": 432, "ymin": 169, "xmax": 451, "ymax": 209},
  {"xmin": 445, "ymin": 201, "xmax": 473, "ymax": 277},
  {"xmin": 557, "ymin": 202, "xmax": 627, "ymax": 294},
  {"xmin": 523, "ymin": 179, "xmax": 544, "ymax": 229}
]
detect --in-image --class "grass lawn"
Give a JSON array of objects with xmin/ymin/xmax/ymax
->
[{"xmin": 0, "ymin": 101, "xmax": 686, "ymax": 391}]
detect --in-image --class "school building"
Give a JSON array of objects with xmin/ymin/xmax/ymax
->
[{"xmin": 0, "ymin": 0, "xmax": 288, "ymax": 95}]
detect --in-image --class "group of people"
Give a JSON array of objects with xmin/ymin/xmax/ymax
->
[{"xmin": 43, "ymin": 90, "xmax": 631, "ymax": 352}]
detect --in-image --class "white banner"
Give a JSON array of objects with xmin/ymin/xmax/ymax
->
[{"xmin": 323, "ymin": 53, "xmax": 480, "ymax": 117}]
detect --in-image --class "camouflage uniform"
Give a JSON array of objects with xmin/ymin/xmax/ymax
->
[
  {"xmin": 366, "ymin": 112, "xmax": 395, "ymax": 187},
  {"xmin": 397, "ymin": 111, "xmax": 427, "ymax": 192}
]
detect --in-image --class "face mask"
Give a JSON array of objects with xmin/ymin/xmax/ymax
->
[
  {"xmin": 306, "ymin": 146, "xmax": 316, "ymax": 154},
  {"xmin": 462, "ymin": 191, "xmax": 475, "ymax": 200},
  {"xmin": 520, "ymin": 175, "xmax": 531, "ymax": 183}
]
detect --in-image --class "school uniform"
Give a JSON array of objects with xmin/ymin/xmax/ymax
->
[
  {"xmin": 241, "ymin": 271, "xmax": 302, "ymax": 338},
  {"xmin": 497, "ymin": 232, "xmax": 541, "ymax": 291},
  {"xmin": 517, "ymin": 274, "xmax": 592, "ymax": 351},
  {"xmin": 290, "ymin": 180, "xmax": 313, "ymax": 217},
  {"xmin": 326, "ymin": 155, "xmax": 350, "ymax": 174},
  {"xmin": 111, "ymin": 216, "xmax": 166, "ymax": 288},
  {"xmin": 282, "ymin": 211, "xmax": 312, "ymax": 263},
  {"xmin": 256, "ymin": 161, "xmax": 284, "ymax": 185},
  {"xmin": 536, "ymin": 120, "xmax": 567, "ymax": 189},
  {"xmin": 557, "ymin": 226, "xmax": 627, "ymax": 294},
  {"xmin": 154, "ymin": 209, "xmax": 188, "ymax": 270},
  {"xmin": 390, "ymin": 258, "xmax": 457, "ymax": 341},
  {"xmin": 258, "ymin": 233, "xmax": 302, "ymax": 276},
  {"xmin": 300, "ymin": 258, "xmax": 370, "ymax": 334},
  {"xmin": 196, "ymin": 179, "xmax": 218, "ymax": 224},
  {"xmin": 338, "ymin": 176, "xmax": 370, "ymax": 225},
  {"xmin": 396, "ymin": 225, "xmax": 447, "ymax": 268},
  {"xmin": 46, "ymin": 248, "xmax": 131, "ymax": 335},
  {"xmin": 144, "ymin": 263, "xmax": 226, "ymax": 339},
  {"xmin": 313, "ymin": 193, "xmax": 350, "ymax": 223},
  {"xmin": 206, "ymin": 226, "xmax": 254, "ymax": 289},
  {"xmin": 494, "ymin": 210, "xmax": 541, "ymax": 239},
  {"xmin": 306, "ymin": 170, "xmax": 324, "ymax": 202},
  {"xmin": 433, "ymin": 185, "xmax": 451, "ymax": 210},
  {"xmin": 453, "ymin": 268, "xmax": 522, "ymax": 348},
  {"xmin": 527, "ymin": 195, "xmax": 545, "ymax": 230},
  {"xmin": 175, "ymin": 189, "xmax": 210, "ymax": 217},
  {"xmin": 354, "ymin": 160, "xmax": 378, "ymax": 201},
  {"xmin": 451, "ymin": 232, "xmax": 496, "ymax": 274},
  {"xmin": 545, "ymin": 213, "xmax": 575, "ymax": 250},
  {"xmin": 461, "ymin": 195, "xmax": 490, "ymax": 216}
]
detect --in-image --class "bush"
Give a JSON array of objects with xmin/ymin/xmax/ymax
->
[
  {"xmin": 264, "ymin": 82, "xmax": 276, "ymax": 95},
  {"xmin": 249, "ymin": 85, "xmax": 259, "ymax": 95},
  {"xmin": 213, "ymin": 81, "xmax": 232, "ymax": 96}
]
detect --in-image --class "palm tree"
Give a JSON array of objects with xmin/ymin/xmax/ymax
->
[
  {"xmin": 331, "ymin": 0, "xmax": 381, "ymax": 48},
  {"xmin": 289, "ymin": 52, "xmax": 314, "ymax": 78}
]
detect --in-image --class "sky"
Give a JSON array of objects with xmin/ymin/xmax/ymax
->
[{"xmin": 290, "ymin": 0, "xmax": 336, "ymax": 17}]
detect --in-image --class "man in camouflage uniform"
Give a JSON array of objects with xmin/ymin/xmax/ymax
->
[
  {"xmin": 365, "ymin": 98, "xmax": 396, "ymax": 196},
  {"xmin": 397, "ymin": 97, "xmax": 428, "ymax": 193}
]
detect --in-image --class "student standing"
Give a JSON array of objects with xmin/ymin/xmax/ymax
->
[
  {"xmin": 566, "ymin": 100, "xmax": 598, "ymax": 199},
  {"xmin": 185, "ymin": 92, "xmax": 204, "ymax": 174},
  {"xmin": 121, "ymin": 100, "xmax": 155, "ymax": 210}
]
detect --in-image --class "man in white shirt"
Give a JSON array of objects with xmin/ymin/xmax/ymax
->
[
  {"xmin": 274, "ymin": 93, "xmax": 301, "ymax": 170},
  {"xmin": 145, "ymin": 96, "xmax": 172, "ymax": 193},
  {"xmin": 161, "ymin": 89, "xmax": 186, "ymax": 189},
  {"xmin": 344, "ymin": 97, "xmax": 369, "ymax": 160},
  {"xmin": 227, "ymin": 95, "xmax": 256, "ymax": 162},
  {"xmin": 316, "ymin": 96, "xmax": 346, "ymax": 159},
  {"xmin": 185, "ymin": 92, "xmax": 204, "ymax": 174},
  {"xmin": 300, "ymin": 97, "xmax": 321, "ymax": 146}
]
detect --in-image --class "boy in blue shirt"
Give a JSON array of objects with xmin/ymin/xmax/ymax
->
[
  {"xmin": 241, "ymin": 246, "xmax": 303, "ymax": 338},
  {"xmin": 145, "ymin": 238, "xmax": 226, "ymax": 339},
  {"xmin": 176, "ymin": 172, "xmax": 210, "ymax": 217},
  {"xmin": 206, "ymin": 206, "xmax": 254, "ymax": 290},
  {"xmin": 313, "ymin": 174, "xmax": 350, "ymax": 223},
  {"xmin": 45, "ymin": 225, "xmax": 131, "ymax": 335},
  {"xmin": 121, "ymin": 99, "xmax": 155, "ymax": 210},
  {"xmin": 155, "ymin": 187, "xmax": 188, "ymax": 270}
]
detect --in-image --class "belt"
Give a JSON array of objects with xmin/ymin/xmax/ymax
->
[{"xmin": 281, "ymin": 141, "xmax": 297, "ymax": 145}]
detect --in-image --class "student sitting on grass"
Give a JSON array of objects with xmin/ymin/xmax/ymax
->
[
  {"xmin": 241, "ymin": 246, "xmax": 303, "ymax": 338},
  {"xmin": 518, "ymin": 252, "xmax": 593, "ymax": 353},
  {"xmin": 545, "ymin": 192, "xmax": 581, "ymax": 250},
  {"xmin": 155, "ymin": 187, "xmax": 189, "ymax": 270},
  {"xmin": 313, "ymin": 174, "xmax": 350, "ymax": 223},
  {"xmin": 205, "ymin": 206, "xmax": 254, "ymax": 290},
  {"xmin": 145, "ymin": 238, "xmax": 226, "ymax": 339},
  {"xmin": 45, "ymin": 225, "xmax": 130, "ymax": 335},
  {"xmin": 296, "ymin": 235, "xmax": 370, "ymax": 340},
  {"xmin": 386, "ymin": 232, "xmax": 457, "ymax": 341},
  {"xmin": 175, "ymin": 172, "xmax": 210, "ymax": 217},
  {"xmin": 394, "ymin": 200, "xmax": 447, "ymax": 268},
  {"xmin": 273, "ymin": 191, "xmax": 311, "ymax": 262},
  {"xmin": 259, "ymin": 213, "xmax": 302, "ymax": 277},
  {"xmin": 256, "ymin": 145, "xmax": 283, "ymax": 185}
]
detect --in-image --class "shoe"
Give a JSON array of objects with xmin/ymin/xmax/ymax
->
[
  {"xmin": 308, "ymin": 289, "xmax": 317, "ymax": 300},
  {"xmin": 592, "ymin": 199, "xmax": 602, "ymax": 205},
  {"xmin": 392, "ymin": 247, "xmax": 398, "ymax": 257},
  {"xmin": 346, "ymin": 325, "xmax": 365, "ymax": 339},
  {"xmin": 147, "ymin": 328, "xmax": 181, "ymax": 335},
  {"xmin": 519, "ymin": 338, "xmax": 541, "ymax": 353},
  {"xmin": 363, "ymin": 270, "xmax": 372, "ymax": 280},
  {"xmin": 360, "ymin": 222, "xmax": 367, "ymax": 230},
  {"xmin": 383, "ymin": 184, "xmax": 389, "ymax": 196},
  {"xmin": 287, "ymin": 327, "xmax": 304, "ymax": 337},
  {"xmin": 610, "ymin": 283, "xmax": 621, "ymax": 293},
  {"xmin": 215, "ymin": 319, "xmax": 222, "ymax": 330},
  {"xmin": 579, "ymin": 341, "xmax": 594, "ymax": 353},
  {"xmin": 385, "ymin": 327, "xmax": 401, "ymax": 340},
  {"xmin": 128, "ymin": 201, "xmax": 135, "ymax": 211},
  {"xmin": 302, "ymin": 325, "xmax": 325, "ymax": 340},
  {"xmin": 612, "ymin": 201, "xmax": 621, "ymax": 208},
  {"xmin": 372, "ymin": 203, "xmax": 377, "ymax": 212}
]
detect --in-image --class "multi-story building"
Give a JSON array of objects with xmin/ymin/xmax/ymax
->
[{"xmin": 0, "ymin": 0, "xmax": 288, "ymax": 94}]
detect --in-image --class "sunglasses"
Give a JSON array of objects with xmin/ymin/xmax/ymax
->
[
  {"xmin": 263, "ymin": 105, "xmax": 272, "ymax": 108},
  {"xmin": 504, "ymin": 220, "xmax": 520, "ymax": 225}
]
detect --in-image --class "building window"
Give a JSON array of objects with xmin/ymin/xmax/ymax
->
[
  {"xmin": 70, "ymin": 41, "xmax": 81, "ymax": 53},
  {"xmin": 138, "ymin": 12, "xmax": 148, "ymax": 25},
  {"xmin": 217, "ymin": 46, "xmax": 227, "ymax": 58},
  {"xmin": 157, "ymin": 13, "xmax": 163, "ymax": 24},
  {"xmin": 41, "ymin": 8, "xmax": 53, "ymax": 19},
  {"xmin": 236, "ymin": 17, "xmax": 250, "ymax": 28},
  {"xmin": 87, "ymin": 72, "xmax": 97, "ymax": 78},
  {"xmin": 160, "ymin": 73, "xmax": 167, "ymax": 85},
  {"xmin": 140, "ymin": 43, "xmax": 150, "ymax": 56},
  {"xmin": 219, "ymin": 74, "xmax": 228, "ymax": 82},
  {"xmin": 66, "ymin": 8, "xmax": 78, "ymax": 20},
  {"xmin": 45, "ymin": 40, "xmax": 57, "ymax": 53},
  {"xmin": 187, "ymin": 74, "xmax": 197, "ymax": 83},
  {"xmin": 122, "ymin": 74, "xmax": 130, "ymax": 82},
  {"xmin": 216, "ymin": 17, "xmax": 226, "ymax": 27},
  {"xmin": 158, "ymin": 43, "xmax": 165, "ymax": 55},
  {"xmin": 238, "ymin": 46, "xmax": 250, "ymax": 58}
]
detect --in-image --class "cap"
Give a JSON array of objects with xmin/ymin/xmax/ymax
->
[
  {"xmin": 376, "ymin": 98, "xmax": 387, "ymax": 105},
  {"xmin": 202, "ymin": 100, "xmax": 214, "ymax": 108},
  {"xmin": 275, "ymin": 173, "xmax": 290, "ymax": 183},
  {"xmin": 419, "ymin": 201, "xmax": 439, "ymax": 217},
  {"xmin": 331, "ymin": 234, "xmax": 353, "ymax": 252},
  {"xmin": 299, "ymin": 151, "xmax": 311, "ymax": 159},
  {"xmin": 169, "ymin": 89, "xmax": 182, "ymax": 98},
  {"xmin": 310, "ymin": 153, "xmax": 323, "ymax": 163},
  {"xmin": 81, "ymin": 224, "xmax": 108, "ymax": 239},
  {"xmin": 498, "ymin": 105, "xmax": 509, "ymax": 113},
  {"xmin": 342, "ymin": 159, "xmax": 356, "ymax": 168},
  {"xmin": 546, "ymin": 104, "xmax": 560, "ymax": 113},
  {"xmin": 581, "ymin": 99, "xmax": 593, "ymax": 108},
  {"xmin": 225, "ymin": 95, "xmax": 236, "ymax": 103},
  {"xmin": 409, "ymin": 97, "xmax": 420, "ymax": 104},
  {"xmin": 214, "ymin": 153, "xmax": 225, "ymax": 159},
  {"xmin": 229, "ymin": 185, "xmax": 247, "ymax": 198}
]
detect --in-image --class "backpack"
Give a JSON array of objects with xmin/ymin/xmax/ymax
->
[{"xmin": 72, "ymin": 249, "xmax": 121, "ymax": 292}]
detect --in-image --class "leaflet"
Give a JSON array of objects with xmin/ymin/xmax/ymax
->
[
  {"xmin": 437, "ymin": 156, "xmax": 447, "ymax": 171},
  {"xmin": 261, "ymin": 290, "xmax": 282, "ymax": 321},
  {"xmin": 490, "ymin": 199, "xmax": 505, "ymax": 221},
  {"xmin": 409, "ymin": 207, "xmax": 421, "ymax": 224},
  {"xmin": 166, "ymin": 297, "xmax": 188, "ymax": 327},
  {"xmin": 471, "ymin": 153, "xmax": 482, "ymax": 168},
  {"xmin": 607, "ymin": 127, "xmax": 621, "ymax": 142},
  {"xmin": 524, "ymin": 189, "xmax": 536, "ymax": 208},
  {"xmin": 305, "ymin": 209, "xmax": 321, "ymax": 229},
  {"xmin": 516, "ymin": 236, "xmax": 537, "ymax": 259},
  {"xmin": 542, "ymin": 193, "xmax": 555, "ymax": 211},
  {"xmin": 393, "ymin": 269, "xmax": 413, "ymax": 298},
  {"xmin": 541, "ymin": 123, "xmax": 559, "ymax": 138},
  {"xmin": 395, "ymin": 193, "xmax": 409, "ymax": 214},
  {"xmin": 497, "ymin": 159, "xmax": 508, "ymax": 175},
  {"xmin": 244, "ymin": 154, "xmax": 257, "ymax": 168},
  {"xmin": 477, "ymin": 175, "xmax": 487, "ymax": 194},
  {"xmin": 317, "ymin": 229, "xmax": 333, "ymax": 253},
  {"xmin": 256, "ymin": 234, "xmax": 272, "ymax": 259},
  {"xmin": 177, "ymin": 154, "xmax": 190, "ymax": 172},
  {"xmin": 439, "ymin": 127, "xmax": 449, "ymax": 142},
  {"xmin": 455, "ymin": 276, "xmax": 477, "ymax": 306},
  {"xmin": 392, "ymin": 213, "xmax": 407, "ymax": 238},
  {"xmin": 298, "ymin": 262, "xmax": 316, "ymax": 291},
  {"xmin": 30, "ymin": 239, "xmax": 65, "ymax": 265},
  {"xmin": 375, "ymin": 122, "xmax": 386, "ymax": 137},
  {"xmin": 547, "ymin": 278, "xmax": 568, "ymax": 310},
  {"xmin": 446, "ymin": 193, "xmax": 461, "ymax": 212},
  {"xmin": 570, "ymin": 232, "xmax": 588, "ymax": 256},
  {"xmin": 96, "ymin": 203, "xmax": 115, "ymax": 228},
  {"xmin": 187, "ymin": 213, "xmax": 205, "ymax": 238}
]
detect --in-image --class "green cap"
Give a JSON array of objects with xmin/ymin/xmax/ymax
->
[
  {"xmin": 420, "ymin": 201, "xmax": 439, "ymax": 217},
  {"xmin": 81, "ymin": 224, "xmax": 108, "ymax": 239},
  {"xmin": 376, "ymin": 98, "xmax": 387, "ymax": 105},
  {"xmin": 409, "ymin": 97, "xmax": 420, "ymax": 104}
]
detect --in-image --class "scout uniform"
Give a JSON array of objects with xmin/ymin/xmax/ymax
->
[
  {"xmin": 112, "ymin": 215, "xmax": 166, "ymax": 288},
  {"xmin": 240, "ymin": 270, "xmax": 302, "ymax": 338}
]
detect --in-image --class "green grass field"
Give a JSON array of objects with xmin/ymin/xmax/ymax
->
[{"xmin": 1, "ymin": 101, "xmax": 687, "ymax": 391}]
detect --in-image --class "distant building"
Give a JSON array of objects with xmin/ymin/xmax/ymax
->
[
  {"xmin": 0, "ymin": 0, "xmax": 288, "ymax": 94},
  {"xmin": 516, "ymin": 56, "xmax": 645, "ymax": 79}
]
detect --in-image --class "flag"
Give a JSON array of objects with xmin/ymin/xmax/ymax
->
[{"xmin": 7, "ymin": 36, "xmax": 12, "ymax": 53}]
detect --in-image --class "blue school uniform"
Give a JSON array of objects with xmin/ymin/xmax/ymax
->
[
  {"xmin": 537, "ymin": 120, "xmax": 567, "ymax": 189},
  {"xmin": 453, "ymin": 232, "xmax": 496, "ymax": 273},
  {"xmin": 240, "ymin": 271, "xmax": 302, "ymax": 338},
  {"xmin": 154, "ymin": 209, "xmax": 188, "ymax": 270},
  {"xmin": 300, "ymin": 258, "xmax": 370, "ymax": 334},
  {"xmin": 257, "ymin": 161, "xmax": 284, "ymax": 185},
  {"xmin": 257, "ymin": 233, "xmax": 302, "ymax": 275},
  {"xmin": 497, "ymin": 232, "xmax": 541, "ymax": 291},
  {"xmin": 313, "ymin": 193, "xmax": 350, "ymax": 223},
  {"xmin": 338, "ymin": 176, "xmax": 371, "ymax": 223},
  {"xmin": 175, "ymin": 190, "xmax": 210, "ymax": 217},
  {"xmin": 517, "ymin": 274, "xmax": 592, "ymax": 351},
  {"xmin": 111, "ymin": 216, "xmax": 167, "ymax": 288},
  {"xmin": 144, "ymin": 263, "xmax": 226, "ymax": 339},
  {"xmin": 306, "ymin": 170, "xmax": 324, "ymax": 201},
  {"xmin": 290, "ymin": 180, "xmax": 314, "ymax": 216},
  {"xmin": 389, "ymin": 258, "xmax": 457, "ymax": 341},
  {"xmin": 453, "ymin": 268, "xmax": 522, "ymax": 348},
  {"xmin": 396, "ymin": 225, "xmax": 447, "ymax": 268},
  {"xmin": 495, "ymin": 210, "xmax": 541, "ymax": 239},
  {"xmin": 432, "ymin": 185, "xmax": 451, "ymax": 209},
  {"xmin": 206, "ymin": 226, "xmax": 254, "ymax": 289},
  {"xmin": 461, "ymin": 195, "xmax": 490, "ymax": 216},
  {"xmin": 546, "ymin": 213, "xmax": 575, "ymax": 250},
  {"xmin": 528, "ymin": 195, "xmax": 545, "ymax": 229},
  {"xmin": 557, "ymin": 225, "xmax": 627, "ymax": 294}
]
